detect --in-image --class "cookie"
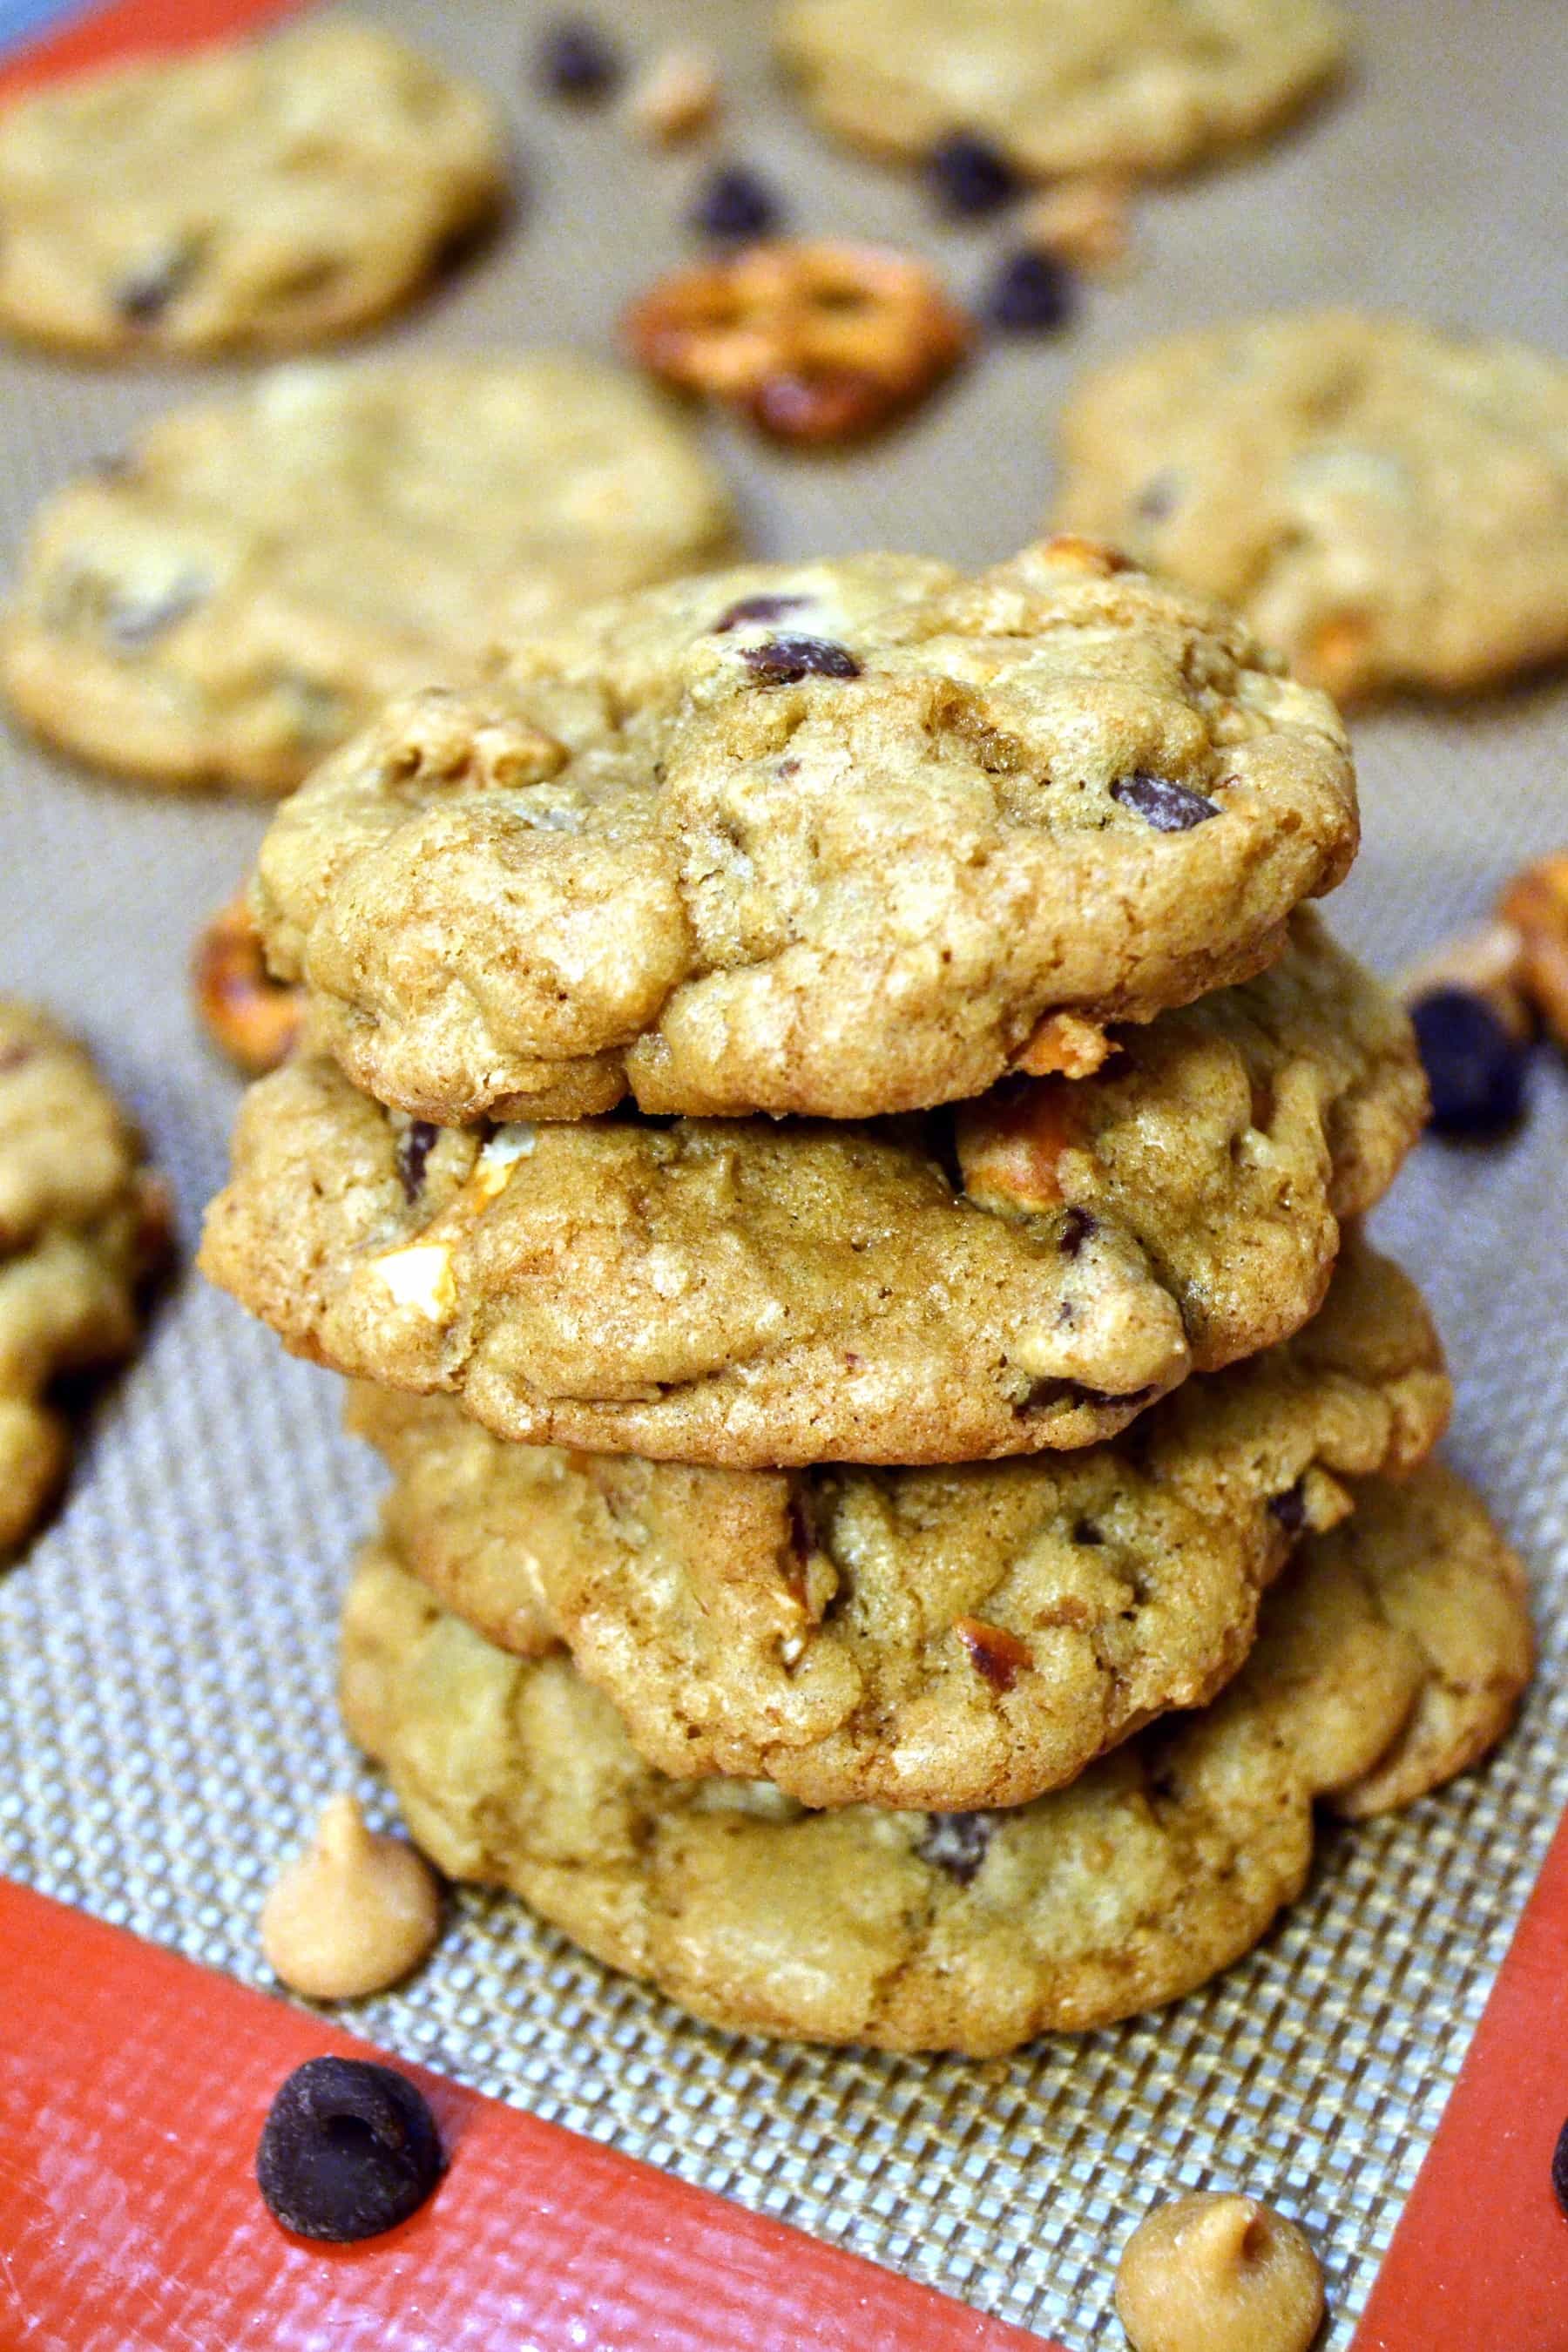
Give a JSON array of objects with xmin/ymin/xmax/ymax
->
[
  {"xmin": 253, "ymin": 535, "xmax": 1358, "ymax": 1123},
  {"xmin": 200, "ymin": 917, "xmax": 1424, "ymax": 1467},
  {"xmin": 0, "ymin": 1000, "xmax": 170, "ymax": 1551},
  {"xmin": 1053, "ymin": 314, "xmax": 1568, "ymax": 702},
  {"xmin": 0, "ymin": 20, "xmax": 506, "ymax": 357},
  {"xmin": 774, "ymin": 0, "xmax": 1348, "ymax": 183},
  {"xmin": 349, "ymin": 1236, "xmax": 1450, "ymax": 1811},
  {"xmin": 341, "ymin": 1460, "xmax": 1531, "ymax": 2053},
  {"xmin": 2, "ymin": 358, "xmax": 740, "ymax": 794}
]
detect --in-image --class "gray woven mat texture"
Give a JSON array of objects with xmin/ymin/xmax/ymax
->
[{"xmin": 1, "ymin": 1, "xmax": 1565, "ymax": 2342}]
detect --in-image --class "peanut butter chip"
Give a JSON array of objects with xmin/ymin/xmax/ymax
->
[
  {"xmin": 1114, "ymin": 2193, "xmax": 1325, "ymax": 2352},
  {"xmin": 261, "ymin": 1794, "xmax": 442, "ymax": 1999}
]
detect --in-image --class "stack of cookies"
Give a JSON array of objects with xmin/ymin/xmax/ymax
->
[{"xmin": 202, "ymin": 534, "xmax": 1531, "ymax": 2056}]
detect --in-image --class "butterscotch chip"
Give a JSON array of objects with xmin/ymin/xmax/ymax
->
[
  {"xmin": 0, "ymin": 999, "xmax": 169, "ymax": 1552},
  {"xmin": 349, "ymin": 1238, "xmax": 1451, "ymax": 1811},
  {"xmin": 1114, "ymin": 2193, "xmax": 1324, "ymax": 2352},
  {"xmin": 1054, "ymin": 312, "xmax": 1568, "ymax": 702},
  {"xmin": 1497, "ymin": 853, "xmax": 1568, "ymax": 1051},
  {"xmin": 623, "ymin": 240, "xmax": 971, "ymax": 442},
  {"xmin": 261, "ymin": 1794, "xmax": 441, "ymax": 2000},
  {"xmin": 629, "ymin": 51, "xmax": 721, "ymax": 144},
  {"xmin": 193, "ymin": 896, "xmax": 303, "ymax": 1077},
  {"xmin": 0, "ymin": 20, "xmax": 507, "ymax": 357},
  {"xmin": 249, "ymin": 540, "xmax": 1359, "ymax": 1123},
  {"xmin": 200, "ymin": 919, "xmax": 1427, "ymax": 1468},
  {"xmin": 339, "ymin": 1463, "xmax": 1531, "ymax": 2054},
  {"xmin": 1024, "ymin": 177, "xmax": 1134, "ymax": 274},
  {"xmin": 1398, "ymin": 919, "xmax": 1531, "ymax": 1044}
]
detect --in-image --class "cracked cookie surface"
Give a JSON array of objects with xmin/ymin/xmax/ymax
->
[
  {"xmin": 1054, "ymin": 313, "xmax": 1568, "ymax": 701},
  {"xmin": 774, "ymin": 0, "xmax": 1348, "ymax": 182},
  {"xmin": 0, "ymin": 1000, "xmax": 169, "ymax": 1552},
  {"xmin": 200, "ymin": 918, "xmax": 1423, "ymax": 1466},
  {"xmin": 252, "ymin": 536, "xmax": 1358, "ymax": 1124},
  {"xmin": 350, "ymin": 1238, "xmax": 1450, "ymax": 1810},
  {"xmin": 2, "ymin": 357, "xmax": 739, "ymax": 794},
  {"xmin": 341, "ymin": 1461, "xmax": 1530, "ymax": 2053},
  {"xmin": 0, "ymin": 19, "xmax": 506, "ymax": 358}
]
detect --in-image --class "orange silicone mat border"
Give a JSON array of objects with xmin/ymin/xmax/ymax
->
[
  {"xmin": 0, "ymin": 0, "xmax": 308, "ymax": 91},
  {"xmin": 0, "ymin": 1878, "xmax": 1064, "ymax": 2349}
]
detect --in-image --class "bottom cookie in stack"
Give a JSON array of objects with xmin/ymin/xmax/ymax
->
[{"xmin": 341, "ymin": 1463, "xmax": 1529, "ymax": 2056}]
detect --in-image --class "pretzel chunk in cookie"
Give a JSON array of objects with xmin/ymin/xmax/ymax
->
[
  {"xmin": 193, "ymin": 895, "xmax": 303, "ymax": 1077},
  {"xmin": 623, "ymin": 240, "xmax": 971, "ymax": 443}
]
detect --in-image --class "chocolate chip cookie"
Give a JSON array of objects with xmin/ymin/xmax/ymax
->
[
  {"xmin": 775, "ymin": 0, "xmax": 1348, "ymax": 183},
  {"xmin": 200, "ymin": 918, "xmax": 1423, "ymax": 1466},
  {"xmin": 0, "ymin": 20, "xmax": 506, "ymax": 357},
  {"xmin": 349, "ymin": 1237, "xmax": 1450, "ymax": 1810},
  {"xmin": 252, "ymin": 536, "xmax": 1358, "ymax": 1122},
  {"xmin": 3, "ymin": 358, "xmax": 739, "ymax": 794},
  {"xmin": 340, "ymin": 1461, "xmax": 1530, "ymax": 2052},
  {"xmin": 0, "ymin": 1000, "xmax": 169, "ymax": 1551},
  {"xmin": 1053, "ymin": 313, "xmax": 1568, "ymax": 701}
]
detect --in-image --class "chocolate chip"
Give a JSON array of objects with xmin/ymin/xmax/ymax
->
[
  {"xmin": 689, "ymin": 163, "xmax": 781, "ymax": 242},
  {"xmin": 926, "ymin": 130, "xmax": 1018, "ymax": 218},
  {"xmin": 1058, "ymin": 1205, "xmax": 1096, "ymax": 1258},
  {"xmin": 954, "ymin": 1616, "xmax": 1031, "ymax": 1691},
  {"xmin": 713, "ymin": 592, "xmax": 810, "ymax": 634},
  {"xmin": 103, "ymin": 572, "xmax": 208, "ymax": 649},
  {"xmin": 256, "ymin": 2057, "xmax": 443, "ymax": 2243},
  {"xmin": 536, "ymin": 17, "xmax": 620, "ymax": 99},
  {"xmin": 1410, "ymin": 989, "xmax": 1528, "ymax": 1139},
  {"xmin": 1552, "ymin": 2118, "xmax": 1568, "ymax": 2219},
  {"xmin": 1269, "ymin": 1482, "xmax": 1308, "ymax": 1535},
  {"xmin": 918, "ymin": 1811, "xmax": 996, "ymax": 1885},
  {"xmin": 986, "ymin": 247, "xmax": 1073, "ymax": 334},
  {"xmin": 1137, "ymin": 471, "xmax": 1179, "ymax": 523},
  {"xmin": 396, "ymin": 1119, "xmax": 438, "ymax": 1204},
  {"xmin": 1110, "ymin": 772, "xmax": 1221, "ymax": 832},
  {"xmin": 740, "ymin": 637, "xmax": 860, "ymax": 685},
  {"xmin": 115, "ymin": 240, "xmax": 199, "ymax": 324},
  {"xmin": 1072, "ymin": 1517, "xmax": 1105, "ymax": 1545}
]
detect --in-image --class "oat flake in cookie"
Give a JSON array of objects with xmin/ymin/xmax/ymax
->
[
  {"xmin": 0, "ymin": 1000, "xmax": 169, "ymax": 1553},
  {"xmin": 349, "ymin": 1238, "xmax": 1451, "ymax": 1812},
  {"xmin": 774, "ymin": 0, "xmax": 1348, "ymax": 183},
  {"xmin": 0, "ymin": 20, "xmax": 506, "ymax": 358},
  {"xmin": 2, "ymin": 358, "xmax": 739, "ymax": 794},
  {"xmin": 340, "ymin": 1463, "xmax": 1531, "ymax": 2054},
  {"xmin": 199, "ymin": 920, "xmax": 1424, "ymax": 1468},
  {"xmin": 1054, "ymin": 313, "xmax": 1568, "ymax": 701},
  {"xmin": 253, "ymin": 537, "xmax": 1358, "ymax": 1123}
]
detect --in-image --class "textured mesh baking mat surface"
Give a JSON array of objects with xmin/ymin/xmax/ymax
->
[{"xmin": 1, "ymin": 0, "xmax": 1565, "ymax": 2340}]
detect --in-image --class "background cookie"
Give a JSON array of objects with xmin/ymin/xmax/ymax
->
[
  {"xmin": 349, "ymin": 1236, "xmax": 1451, "ymax": 1811},
  {"xmin": 0, "ymin": 999, "xmax": 168, "ymax": 1551},
  {"xmin": 1053, "ymin": 312, "xmax": 1568, "ymax": 702},
  {"xmin": 774, "ymin": 0, "xmax": 1349, "ymax": 181},
  {"xmin": 2, "ymin": 357, "xmax": 740, "ymax": 794},
  {"xmin": 341, "ymin": 1462, "xmax": 1530, "ymax": 2055},
  {"xmin": 200, "ymin": 922, "xmax": 1424, "ymax": 1467},
  {"xmin": 0, "ymin": 19, "xmax": 506, "ymax": 357},
  {"xmin": 253, "ymin": 536, "xmax": 1359, "ymax": 1124}
]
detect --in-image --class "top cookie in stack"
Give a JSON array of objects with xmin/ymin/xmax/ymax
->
[{"xmin": 203, "ymin": 532, "xmax": 1518, "ymax": 2053}]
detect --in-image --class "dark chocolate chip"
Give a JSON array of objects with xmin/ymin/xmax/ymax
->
[
  {"xmin": 713, "ymin": 592, "xmax": 810, "ymax": 634},
  {"xmin": 986, "ymin": 247, "xmax": 1073, "ymax": 334},
  {"xmin": 1058, "ymin": 1205, "xmax": 1096, "ymax": 1259},
  {"xmin": 918, "ymin": 1811, "xmax": 996, "ymax": 1885},
  {"xmin": 1072, "ymin": 1517, "xmax": 1105, "ymax": 1545},
  {"xmin": 689, "ymin": 163, "xmax": 781, "ymax": 242},
  {"xmin": 740, "ymin": 636, "xmax": 861, "ymax": 685},
  {"xmin": 1410, "ymin": 989, "xmax": 1528, "ymax": 1139},
  {"xmin": 396, "ymin": 1119, "xmax": 438, "ymax": 1204},
  {"xmin": 536, "ymin": 17, "xmax": 620, "ymax": 99},
  {"xmin": 1552, "ymin": 2117, "xmax": 1568, "ymax": 2220},
  {"xmin": 256, "ymin": 2057, "xmax": 443, "ymax": 2243},
  {"xmin": 103, "ymin": 573, "xmax": 208, "ymax": 650},
  {"xmin": 1110, "ymin": 772, "xmax": 1221, "ymax": 832},
  {"xmin": 115, "ymin": 240, "xmax": 199, "ymax": 325},
  {"xmin": 926, "ymin": 130, "xmax": 1019, "ymax": 218},
  {"xmin": 1269, "ymin": 1482, "xmax": 1308, "ymax": 1535}
]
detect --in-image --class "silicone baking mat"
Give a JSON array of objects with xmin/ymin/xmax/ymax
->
[{"xmin": 0, "ymin": 0, "xmax": 1565, "ymax": 2342}]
